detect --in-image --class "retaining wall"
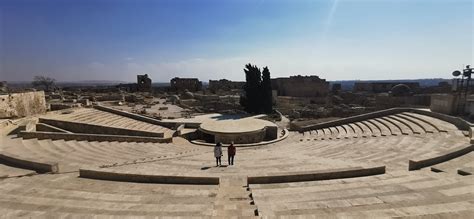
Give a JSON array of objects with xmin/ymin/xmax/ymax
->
[
  {"xmin": 408, "ymin": 144, "xmax": 474, "ymax": 171},
  {"xmin": 0, "ymin": 151, "xmax": 58, "ymax": 173},
  {"xmin": 79, "ymin": 168, "xmax": 219, "ymax": 185},
  {"xmin": 248, "ymin": 166, "xmax": 386, "ymax": 184}
]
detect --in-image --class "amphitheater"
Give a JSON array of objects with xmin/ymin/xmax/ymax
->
[{"xmin": 0, "ymin": 105, "xmax": 473, "ymax": 218}]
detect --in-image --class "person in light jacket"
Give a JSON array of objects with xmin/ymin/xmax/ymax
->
[{"xmin": 214, "ymin": 142, "xmax": 223, "ymax": 166}]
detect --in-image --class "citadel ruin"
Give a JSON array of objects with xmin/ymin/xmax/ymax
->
[{"xmin": 0, "ymin": 67, "xmax": 473, "ymax": 218}]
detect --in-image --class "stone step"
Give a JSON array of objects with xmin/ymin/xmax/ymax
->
[{"xmin": 0, "ymin": 163, "xmax": 36, "ymax": 178}]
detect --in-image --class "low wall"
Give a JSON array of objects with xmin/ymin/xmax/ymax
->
[
  {"xmin": 93, "ymin": 105, "xmax": 176, "ymax": 129},
  {"xmin": 79, "ymin": 168, "xmax": 219, "ymax": 185},
  {"xmin": 49, "ymin": 103, "xmax": 81, "ymax": 111},
  {"xmin": 0, "ymin": 151, "xmax": 58, "ymax": 173},
  {"xmin": 39, "ymin": 118, "xmax": 164, "ymax": 138},
  {"xmin": 19, "ymin": 131, "xmax": 172, "ymax": 143},
  {"xmin": 408, "ymin": 144, "xmax": 474, "ymax": 171},
  {"xmin": 248, "ymin": 166, "xmax": 386, "ymax": 184}
]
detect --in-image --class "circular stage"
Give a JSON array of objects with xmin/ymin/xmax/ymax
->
[{"xmin": 198, "ymin": 118, "xmax": 278, "ymax": 144}]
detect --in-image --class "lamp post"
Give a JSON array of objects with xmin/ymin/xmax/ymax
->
[{"xmin": 452, "ymin": 65, "xmax": 473, "ymax": 115}]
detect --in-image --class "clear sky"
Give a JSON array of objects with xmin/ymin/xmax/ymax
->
[{"xmin": 0, "ymin": 0, "xmax": 472, "ymax": 82}]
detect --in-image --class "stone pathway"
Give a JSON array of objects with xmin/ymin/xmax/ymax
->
[{"xmin": 213, "ymin": 175, "xmax": 258, "ymax": 218}]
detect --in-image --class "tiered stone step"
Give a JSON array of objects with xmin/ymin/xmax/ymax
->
[
  {"xmin": 251, "ymin": 170, "xmax": 474, "ymax": 217},
  {"xmin": 402, "ymin": 112, "xmax": 452, "ymax": 132},
  {"xmin": 1, "ymin": 136, "xmax": 201, "ymax": 172},
  {"xmin": 431, "ymin": 152, "xmax": 474, "ymax": 175},
  {"xmin": 102, "ymin": 129, "xmax": 468, "ymax": 177},
  {"xmin": 0, "ymin": 163, "xmax": 36, "ymax": 178},
  {"xmin": 43, "ymin": 108, "xmax": 173, "ymax": 137},
  {"xmin": 295, "ymin": 129, "xmax": 467, "ymax": 169},
  {"xmin": 0, "ymin": 173, "xmax": 218, "ymax": 217},
  {"xmin": 301, "ymin": 112, "xmax": 462, "ymax": 141}
]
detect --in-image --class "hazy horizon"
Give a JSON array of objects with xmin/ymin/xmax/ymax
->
[{"xmin": 1, "ymin": 0, "xmax": 472, "ymax": 82}]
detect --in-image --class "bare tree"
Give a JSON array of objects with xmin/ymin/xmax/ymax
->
[{"xmin": 32, "ymin": 75, "xmax": 56, "ymax": 91}]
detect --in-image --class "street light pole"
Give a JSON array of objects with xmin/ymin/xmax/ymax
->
[{"xmin": 452, "ymin": 65, "xmax": 473, "ymax": 115}]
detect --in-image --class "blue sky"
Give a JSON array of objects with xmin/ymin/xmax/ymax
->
[{"xmin": 0, "ymin": 0, "xmax": 472, "ymax": 82}]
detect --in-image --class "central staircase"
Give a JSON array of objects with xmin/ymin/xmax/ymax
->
[{"xmin": 214, "ymin": 175, "xmax": 259, "ymax": 218}]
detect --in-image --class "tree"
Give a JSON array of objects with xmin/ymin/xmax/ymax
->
[
  {"xmin": 261, "ymin": 66, "xmax": 273, "ymax": 113},
  {"xmin": 32, "ymin": 76, "xmax": 56, "ymax": 92},
  {"xmin": 243, "ymin": 64, "xmax": 262, "ymax": 113},
  {"xmin": 241, "ymin": 64, "xmax": 273, "ymax": 114}
]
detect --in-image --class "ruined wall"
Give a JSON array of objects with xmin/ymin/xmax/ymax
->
[
  {"xmin": 272, "ymin": 76, "xmax": 330, "ymax": 97},
  {"xmin": 208, "ymin": 79, "xmax": 245, "ymax": 92},
  {"xmin": 0, "ymin": 91, "xmax": 47, "ymax": 118},
  {"xmin": 170, "ymin": 77, "xmax": 202, "ymax": 92}
]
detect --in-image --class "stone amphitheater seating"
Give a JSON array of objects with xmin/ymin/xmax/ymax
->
[
  {"xmin": 0, "ymin": 107, "xmax": 473, "ymax": 217},
  {"xmin": 298, "ymin": 112, "xmax": 466, "ymax": 141},
  {"xmin": 250, "ymin": 170, "xmax": 474, "ymax": 218},
  {"xmin": 431, "ymin": 151, "xmax": 474, "ymax": 175},
  {"xmin": 0, "ymin": 136, "xmax": 200, "ymax": 173},
  {"xmin": 0, "ymin": 163, "xmax": 35, "ymax": 178},
  {"xmin": 0, "ymin": 173, "xmax": 220, "ymax": 217},
  {"xmin": 41, "ymin": 108, "xmax": 173, "ymax": 138}
]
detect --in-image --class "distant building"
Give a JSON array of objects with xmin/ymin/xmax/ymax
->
[
  {"xmin": 271, "ymin": 75, "xmax": 329, "ymax": 97},
  {"xmin": 208, "ymin": 79, "xmax": 245, "ymax": 92},
  {"xmin": 137, "ymin": 74, "xmax": 152, "ymax": 92},
  {"xmin": 353, "ymin": 82, "xmax": 420, "ymax": 93},
  {"xmin": 171, "ymin": 77, "xmax": 202, "ymax": 92}
]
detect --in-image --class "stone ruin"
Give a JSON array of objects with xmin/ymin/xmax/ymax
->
[{"xmin": 137, "ymin": 74, "xmax": 152, "ymax": 92}]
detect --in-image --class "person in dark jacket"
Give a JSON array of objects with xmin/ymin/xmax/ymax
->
[{"xmin": 227, "ymin": 141, "xmax": 236, "ymax": 165}]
